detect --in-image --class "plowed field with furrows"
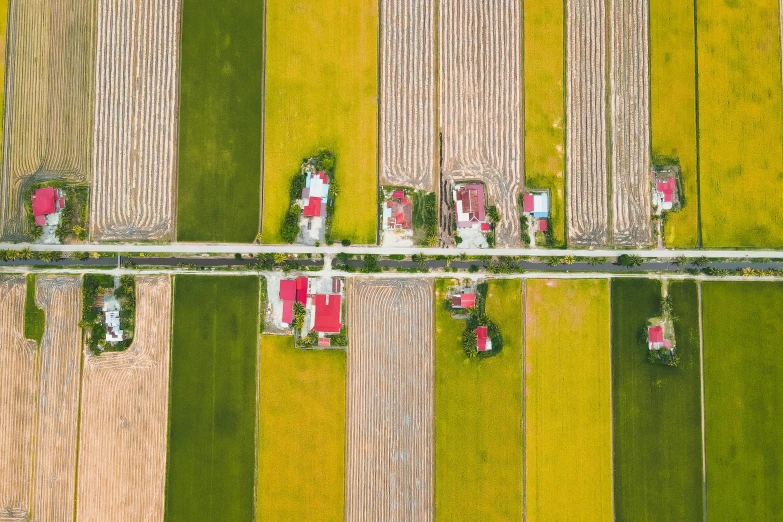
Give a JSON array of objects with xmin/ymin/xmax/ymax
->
[
  {"xmin": 610, "ymin": 0, "xmax": 653, "ymax": 246},
  {"xmin": 346, "ymin": 279, "xmax": 434, "ymax": 522},
  {"xmin": 0, "ymin": 276, "xmax": 36, "ymax": 520},
  {"xmin": 76, "ymin": 276, "xmax": 171, "ymax": 522},
  {"xmin": 380, "ymin": 0, "xmax": 435, "ymax": 191},
  {"xmin": 90, "ymin": 0, "xmax": 180, "ymax": 241},
  {"xmin": 0, "ymin": 0, "xmax": 95, "ymax": 239},
  {"xmin": 566, "ymin": 0, "xmax": 609, "ymax": 246},
  {"xmin": 29, "ymin": 276, "xmax": 82, "ymax": 522},
  {"xmin": 439, "ymin": 0, "xmax": 522, "ymax": 245}
]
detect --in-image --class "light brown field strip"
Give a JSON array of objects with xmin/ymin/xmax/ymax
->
[
  {"xmin": 90, "ymin": 0, "xmax": 180, "ymax": 241},
  {"xmin": 76, "ymin": 276, "xmax": 171, "ymax": 522},
  {"xmin": 566, "ymin": 0, "xmax": 609, "ymax": 246},
  {"xmin": 346, "ymin": 279, "xmax": 434, "ymax": 522},
  {"xmin": 0, "ymin": 277, "xmax": 37, "ymax": 520},
  {"xmin": 610, "ymin": 0, "xmax": 653, "ymax": 246},
  {"xmin": 380, "ymin": 0, "xmax": 435, "ymax": 191},
  {"xmin": 439, "ymin": 0, "xmax": 522, "ymax": 245}
]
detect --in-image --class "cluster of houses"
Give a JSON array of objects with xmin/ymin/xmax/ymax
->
[
  {"xmin": 297, "ymin": 169, "xmax": 331, "ymax": 243},
  {"xmin": 451, "ymin": 288, "xmax": 492, "ymax": 352},
  {"xmin": 277, "ymin": 275, "xmax": 343, "ymax": 346}
]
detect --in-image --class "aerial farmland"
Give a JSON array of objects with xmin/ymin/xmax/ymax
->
[{"xmin": 1, "ymin": 1, "xmax": 783, "ymax": 520}]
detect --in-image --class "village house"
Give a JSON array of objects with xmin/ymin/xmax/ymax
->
[
  {"xmin": 102, "ymin": 293, "xmax": 124, "ymax": 343},
  {"xmin": 452, "ymin": 183, "xmax": 490, "ymax": 248},
  {"xmin": 451, "ymin": 292, "xmax": 476, "ymax": 309},
  {"xmin": 31, "ymin": 187, "xmax": 65, "ymax": 227},
  {"xmin": 522, "ymin": 191, "xmax": 550, "ymax": 234},
  {"xmin": 277, "ymin": 275, "xmax": 344, "ymax": 338},
  {"xmin": 647, "ymin": 324, "xmax": 674, "ymax": 351},
  {"xmin": 653, "ymin": 176, "xmax": 677, "ymax": 212},
  {"xmin": 382, "ymin": 190, "xmax": 412, "ymax": 231},
  {"xmin": 476, "ymin": 325, "xmax": 492, "ymax": 352}
]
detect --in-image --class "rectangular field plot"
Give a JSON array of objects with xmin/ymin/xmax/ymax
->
[
  {"xmin": 697, "ymin": 1, "xmax": 783, "ymax": 247},
  {"xmin": 611, "ymin": 279, "xmax": 704, "ymax": 521},
  {"xmin": 525, "ymin": 279, "xmax": 613, "ymax": 521},
  {"xmin": 76, "ymin": 276, "xmax": 172, "ymax": 521},
  {"xmin": 165, "ymin": 276, "xmax": 258, "ymax": 521},
  {"xmin": 263, "ymin": 1, "xmax": 378, "ymax": 244},
  {"xmin": 523, "ymin": 0, "xmax": 565, "ymax": 246},
  {"xmin": 703, "ymin": 282, "xmax": 783, "ymax": 519},
  {"xmin": 258, "ymin": 335, "xmax": 346, "ymax": 522},
  {"xmin": 176, "ymin": 0, "xmax": 264, "ymax": 242},
  {"xmin": 434, "ymin": 280, "xmax": 522, "ymax": 521},
  {"xmin": 346, "ymin": 279, "xmax": 433, "ymax": 521},
  {"xmin": 651, "ymin": 0, "xmax": 699, "ymax": 247}
]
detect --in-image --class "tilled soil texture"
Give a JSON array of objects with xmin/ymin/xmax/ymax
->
[
  {"xmin": 90, "ymin": 0, "xmax": 181, "ymax": 241},
  {"xmin": 610, "ymin": 0, "xmax": 653, "ymax": 247},
  {"xmin": 0, "ymin": 276, "xmax": 37, "ymax": 520},
  {"xmin": 29, "ymin": 276, "xmax": 83, "ymax": 522},
  {"xmin": 439, "ymin": 0, "xmax": 522, "ymax": 246},
  {"xmin": 566, "ymin": 0, "xmax": 610, "ymax": 246},
  {"xmin": 380, "ymin": 0, "xmax": 435, "ymax": 191},
  {"xmin": 0, "ymin": 0, "xmax": 95, "ymax": 240},
  {"xmin": 75, "ymin": 276, "xmax": 171, "ymax": 522},
  {"xmin": 345, "ymin": 279, "xmax": 434, "ymax": 522}
]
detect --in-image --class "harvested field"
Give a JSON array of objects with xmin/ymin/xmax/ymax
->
[
  {"xmin": 610, "ymin": 0, "xmax": 653, "ymax": 246},
  {"xmin": 346, "ymin": 279, "xmax": 434, "ymax": 521},
  {"xmin": 0, "ymin": 276, "xmax": 37, "ymax": 520},
  {"xmin": 380, "ymin": 0, "xmax": 435, "ymax": 191},
  {"xmin": 29, "ymin": 276, "xmax": 82, "ymax": 522},
  {"xmin": 0, "ymin": 0, "xmax": 95, "ymax": 240},
  {"xmin": 439, "ymin": 0, "xmax": 522, "ymax": 246},
  {"xmin": 90, "ymin": 0, "xmax": 181, "ymax": 241},
  {"xmin": 76, "ymin": 276, "xmax": 171, "ymax": 522},
  {"xmin": 566, "ymin": 0, "xmax": 610, "ymax": 246}
]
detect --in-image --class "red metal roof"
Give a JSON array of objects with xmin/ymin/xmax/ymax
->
[
  {"xmin": 648, "ymin": 326, "xmax": 663, "ymax": 343},
  {"xmin": 523, "ymin": 193, "xmax": 534, "ymax": 213},
  {"xmin": 318, "ymin": 337, "xmax": 331, "ymax": 347},
  {"xmin": 481, "ymin": 222, "xmax": 490, "ymax": 232},
  {"xmin": 393, "ymin": 190, "xmax": 405, "ymax": 199},
  {"xmin": 476, "ymin": 326, "xmax": 488, "ymax": 351},
  {"xmin": 313, "ymin": 294, "xmax": 342, "ymax": 333},
  {"xmin": 295, "ymin": 277, "xmax": 308, "ymax": 304},
  {"xmin": 303, "ymin": 197, "xmax": 322, "ymax": 217},
  {"xmin": 458, "ymin": 293, "xmax": 475, "ymax": 308},
  {"xmin": 539, "ymin": 220, "xmax": 548, "ymax": 232},
  {"xmin": 657, "ymin": 178, "xmax": 675, "ymax": 203},
  {"xmin": 279, "ymin": 280, "xmax": 296, "ymax": 301},
  {"xmin": 32, "ymin": 187, "xmax": 57, "ymax": 217},
  {"xmin": 282, "ymin": 300, "xmax": 294, "ymax": 325}
]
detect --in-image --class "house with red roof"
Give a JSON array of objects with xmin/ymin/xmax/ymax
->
[
  {"xmin": 453, "ymin": 184, "xmax": 487, "ymax": 229},
  {"xmin": 648, "ymin": 323, "xmax": 674, "ymax": 351},
  {"xmin": 382, "ymin": 190, "xmax": 413, "ymax": 231},
  {"xmin": 654, "ymin": 177, "xmax": 676, "ymax": 211},
  {"xmin": 312, "ymin": 294, "xmax": 342, "ymax": 333},
  {"xmin": 451, "ymin": 292, "xmax": 476, "ymax": 309},
  {"xmin": 476, "ymin": 326, "xmax": 492, "ymax": 352},
  {"xmin": 31, "ymin": 187, "xmax": 65, "ymax": 227},
  {"xmin": 279, "ymin": 277, "xmax": 310, "ymax": 326},
  {"xmin": 301, "ymin": 170, "xmax": 329, "ymax": 218}
]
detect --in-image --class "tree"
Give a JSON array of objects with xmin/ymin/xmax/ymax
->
[
  {"xmin": 674, "ymin": 255, "xmax": 689, "ymax": 266},
  {"xmin": 19, "ymin": 247, "xmax": 32, "ymax": 260},
  {"xmin": 487, "ymin": 205, "xmax": 501, "ymax": 224},
  {"xmin": 617, "ymin": 254, "xmax": 643, "ymax": 267},
  {"xmin": 292, "ymin": 302, "xmax": 306, "ymax": 332},
  {"xmin": 691, "ymin": 256, "xmax": 709, "ymax": 267},
  {"xmin": 341, "ymin": 239, "xmax": 351, "ymax": 247},
  {"xmin": 273, "ymin": 253, "xmax": 288, "ymax": 264},
  {"xmin": 661, "ymin": 295, "xmax": 674, "ymax": 317}
]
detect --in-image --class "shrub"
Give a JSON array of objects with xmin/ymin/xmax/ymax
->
[
  {"xmin": 281, "ymin": 205, "xmax": 301, "ymax": 243},
  {"xmin": 341, "ymin": 239, "xmax": 352, "ymax": 247}
]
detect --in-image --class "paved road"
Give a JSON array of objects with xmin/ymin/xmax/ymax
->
[{"xmin": 1, "ymin": 241, "xmax": 782, "ymax": 259}]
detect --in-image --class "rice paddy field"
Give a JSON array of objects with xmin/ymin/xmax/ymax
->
[
  {"xmin": 696, "ymin": 0, "xmax": 783, "ymax": 247},
  {"xmin": 650, "ymin": 0, "xmax": 700, "ymax": 248},
  {"xmin": 258, "ymin": 335, "xmax": 346, "ymax": 522},
  {"xmin": 702, "ymin": 282, "xmax": 783, "ymax": 519},
  {"xmin": 524, "ymin": 279, "xmax": 613, "ymax": 521},
  {"xmin": 611, "ymin": 279, "xmax": 704, "ymax": 521},
  {"xmin": 176, "ymin": 0, "xmax": 264, "ymax": 242},
  {"xmin": 0, "ymin": 0, "xmax": 7, "ymax": 158},
  {"xmin": 434, "ymin": 279, "xmax": 523, "ymax": 521},
  {"xmin": 262, "ymin": 1, "xmax": 378, "ymax": 245},
  {"xmin": 165, "ymin": 276, "xmax": 258, "ymax": 521},
  {"xmin": 523, "ymin": 0, "xmax": 565, "ymax": 246}
]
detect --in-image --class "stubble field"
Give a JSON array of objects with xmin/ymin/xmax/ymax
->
[
  {"xmin": 263, "ymin": 1, "xmax": 378, "ymax": 245},
  {"xmin": 439, "ymin": 0, "xmax": 522, "ymax": 245},
  {"xmin": 346, "ymin": 279, "xmax": 434, "ymax": 521},
  {"xmin": 76, "ymin": 276, "xmax": 172, "ymax": 522},
  {"xmin": 525, "ymin": 279, "xmax": 613, "ymax": 521},
  {"xmin": 90, "ymin": 0, "xmax": 181, "ymax": 241}
]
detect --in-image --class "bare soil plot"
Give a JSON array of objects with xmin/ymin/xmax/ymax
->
[
  {"xmin": 29, "ymin": 276, "xmax": 82, "ymax": 522},
  {"xmin": 346, "ymin": 279, "xmax": 434, "ymax": 522},
  {"xmin": 90, "ymin": 0, "xmax": 181, "ymax": 241},
  {"xmin": 0, "ymin": 0, "xmax": 95, "ymax": 240},
  {"xmin": 439, "ymin": 0, "xmax": 522, "ymax": 245},
  {"xmin": 380, "ymin": 0, "xmax": 435, "ymax": 191},
  {"xmin": 0, "ymin": 276, "xmax": 37, "ymax": 520},
  {"xmin": 75, "ymin": 276, "xmax": 171, "ymax": 522},
  {"xmin": 566, "ymin": 0, "xmax": 610, "ymax": 246},
  {"xmin": 610, "ymin": 0, "xmax": 653, "ymax": 246}
]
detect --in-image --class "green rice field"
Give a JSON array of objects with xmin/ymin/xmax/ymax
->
[
  {"xmin": 262, "ymin": 1, "xmax": 378, "ymax": 244},
  {"xmin": 258, "ymin": 335, "xmax": 346, "ymax": 522},
  {"xmin": 612, "ymin": 279, "xmax": 704, "ymax": 521},
  {"xmin": 651, "ymin": 0, "xmax": 700, "ymax": 247},
  {"xmin": 165, "ymin": 276, "xmax": 259, "ymax": 521},
  {"xmin": 176, "ymin": 0, "xmax": 264, "ymax": 242},
  {"xmin": 702, "ymin": 282, "xmax": 783, "ymax": 519},
  {"xmin": 434, "ymin": 279, "xmax": 523, "ymax": 521},
  {"xmin": 523, "ymin": 0, "xmax": 565, "ymax": 246},
  {"xmin": 696, "ymin": 0, "xmax": 783, "ymax": 247}
]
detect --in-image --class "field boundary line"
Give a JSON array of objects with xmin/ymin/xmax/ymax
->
[
  {"xmin": 520, "ymin": 279, "xmax": 527, "ymax": 521},
  {"xmin": 561, "ymin": 0, "xmax": 569, "ymax": 248},
  {"xmin": 26, "ymin": 277, "xmax": 43, "ymax": 519},
  {"xmin": 692, "ymin": 0, "xmax": 703, "ymax": 248},
  {"xmin": 697, "ymin": 281, "xmax": 707, "ymax": 521},
  {"xmin": 607, "ymin": 278, "xmax": 617, "ymax": 520},
  {"xmin": 163, "ymin": 276, "xmax": 177, "ymax": 517},
  {"xmin": 258, "ymin": 0, "xmax": 268, "ymax": 239},
  {"xmin": 374, "ymin": 0, "xmax": 381, "ymax": 246},
  {"xmin": 71, "ymin": 277, "xmax": 86, "ymax": 521},
  {"xmin": 253, "ymin": 276, "xmax": 262, "ymax": 519},
  {"xmin": 604, "ymin": 0, "xmax": 614, "ymax": 247}
]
